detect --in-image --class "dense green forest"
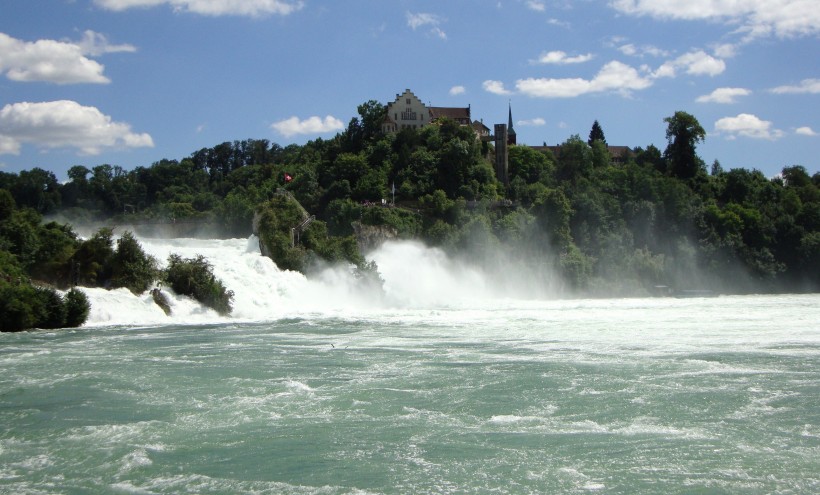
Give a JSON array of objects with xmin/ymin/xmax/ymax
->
[{"xmin": 1, "ymin": 101, "xmax": 818, "ymax": 330}]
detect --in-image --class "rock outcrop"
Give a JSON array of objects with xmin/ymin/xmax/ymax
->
[{"xmin": 352, "ymin": 221, "xmax": 398, "ymax": 253}]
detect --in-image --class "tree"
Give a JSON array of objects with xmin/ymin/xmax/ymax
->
[
  {"xmin": 635, "ymin": 144, "xmax": 665, "ymax": 174},
  {"xmin": 357, "ymin": 100, "xmax": 387, "ymax": 142},
  {"xmin": 110, "ymin": 231, "xmax": 159, "ymax": 294},
  {"xmin": 663, "ymin": 111, "xmax": 706, "ymax": 180},
  {"xmin": 782, "ymin": 165, "xmax": 811, "ymax": 188},
  {"xmin": 555, "ymin": 135, "xmax": 592, "ymax": 184},
  {"xmin": 341, "ymin": 100, "xmax": 387, "ymax": 151},
  {"xmin": 588, "ymin": 120, "xmax": 607, "ymax": 147},
  {"xmin": 590, "ymin": 140, "xmax": 611, "ymax": 169},
  {"xmin": 70, "ymin": 228, "xmax": 115, "ymax": 287},
  {"xmin": 64, "ymin": 288, "xmax": 90, "ymax": 327},
  {"xmin": 67, "ymin": 165, "xmax": 90, "ymax": 183},
  {"xmin": 165, "ymin": 254, "xmax": 233, "ymax": 315},
  {"xmin": 0, "ymin": 188, "xmax": 15, "ymax": 221},
  {"xmin": 530, "ymin": 187, "xmax": 572, "ymax": 249},
  {"xmin": 508, "ymin": 146, "xmax": 554, "ymax": 186},
  {"xmin": 16, "ymin": 168, "xmax": 61, "ymax": 213}
]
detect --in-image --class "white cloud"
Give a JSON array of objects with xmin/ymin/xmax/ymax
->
[
  {"xmin": 526, "ymin": 1, "xmax": 546, "ymax": 12},
  {"xmin": 712, "ymin": 43, "xmax": 737, "ymax": 58},
  {"xmin": 271, "ymin": 115, "xmax": 344, "ymax": 138},
  {"xmin": 618, "ymin": 43, "xmax": 669, "ymax": 58},
  {"xmin": 406, "ymin": 12, "xmax": 439, "ymax": 29},
  {"xmin": 95, "ymin": 0, "xmax": 303, "ymax": 16},
  {"xmin": 714, "ymin": 113, "xmax": 784, "ymax": 140},
  {"xmin": 547, "ymin": 18, "xmax": 571, "ymax": 28},
  {"xmin": 696, "ymin": 87, "xmax": 752, "ymax": 103},
  {"xmin": 532, "ymin": 50, "xmax": 593, "ymax": 65},
  {"xmin": 516, "ymin": 60, "xmax": 652, "ymax": 98},
  {"xmin": 0, "ymin": 31, "xmax": 128, "ymax": 84},
  {"xmin": 517, "ymin": 77, "xmax": 590, "ymax": 98},
  {"xmin": 678, "ymin": 51, "xmax": 726, "ymax": 76},
  {"xmin": 770, "ymin": 78, "xmax": 820, "ymax": 94},
  {"xmin": 76, "ymin": 30, "xmax": 137, "ymax": 56},
  {"xmin": 0, "ymin": 100, "xmax": 154, "ymax": 155},
  {"xmin": 795, "ymin": 126, "xmax": 818, "ymax": 136},
  {"xmin": 483, "ymin": 80, "xmax": 513, "ymax": 95},
  {"xmin": 610, "ymin": 0, "xmax": 820, "ymax": 40},
  {"xmin": 449, "ymin": 85, "xmax": 466, "ymax": 95},
  {"xmin": 430, "ymin": 28, "xmax": 448, "ymax": 40},
  {"xmin": 518, "ymin": 118, "xmax": 546, "ymax": 126},
  {"xmin": 653, "ymin": 50, "xmax": 726, "ymax": 78},
  {"xmin": 406, "ymin": 12, "xmax": 447, "ymax": 39}
]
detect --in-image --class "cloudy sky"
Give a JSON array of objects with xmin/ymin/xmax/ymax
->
[{"xmin": 1, "ymin": 0, "xmax": 818, "ymax": 179}]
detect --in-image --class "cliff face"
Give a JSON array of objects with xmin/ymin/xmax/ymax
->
[
  {"xmin": 352, "ymin": 221, "xmax": 398, "ymax": 253},
  {"xmin": 253, "ymin": 192, "xmax": 310, "ymax": 273},
  {"xmin": 251, "ymin": 210, "xmax": 272, "ymax": 259}
]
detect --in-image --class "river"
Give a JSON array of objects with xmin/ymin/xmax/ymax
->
[{"xmin": 1, "ymin": 237, "xmax": 818, "ymax": 494}]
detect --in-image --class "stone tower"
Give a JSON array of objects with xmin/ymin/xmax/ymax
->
[{"xmin": 494, "ymin": 124, "xmax": 509, "ymax": 187}]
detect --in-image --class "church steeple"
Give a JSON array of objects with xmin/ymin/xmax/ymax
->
[{"xmin": 507, "ymin": 102, "xmax": 517, "ymax": 145}]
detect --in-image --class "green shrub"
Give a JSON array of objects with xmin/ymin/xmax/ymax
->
[
  {"xmin": 0, "ymin": 281, "xmax": 36, "ymax": 332},
  {"xmin": 0, "ymin": 278, "xmax": 88, "ymax": 331},
  {"xmin": 70, "ymin": 228, "xmax": 115, "ymax": 287},
  {"xmin": 64, "ymin": 288, "xmax": 90, "ymax": 327},
  {"xmin": 164, "ymin": 254, "xmax": 233, "ymax": 316},
  {"xmin": 110, "ymin": 231, "xmax": 159, "ymax": 294},
  {"xmin": 35, "ymin": 286, "xmax": 67, "ymax": 329}
]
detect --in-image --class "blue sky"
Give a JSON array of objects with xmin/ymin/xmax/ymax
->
[{"xmin": 1, "ymin": 0, "xmax": 818, "ymax": 180}]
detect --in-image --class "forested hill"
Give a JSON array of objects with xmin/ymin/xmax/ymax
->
[{"xmin": 1, "ymin": 102, "xmax": 818, "ymax": 302}]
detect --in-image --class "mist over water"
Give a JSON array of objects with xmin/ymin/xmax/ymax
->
[
  {"xmin": 82, "ymin": 236, "xmax": 540, "ymax": 326},
  {"xmin": 3, "ymin": 236, "xmax": 819, "ymax": 493}
]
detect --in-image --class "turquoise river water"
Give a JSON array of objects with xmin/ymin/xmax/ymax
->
[{"xmin": 1, "ymin": 238, "xmax": 818, "ymax": 494}]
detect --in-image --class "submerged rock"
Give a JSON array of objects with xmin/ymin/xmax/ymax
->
[{"xmin": 151, "ymin": 287, "xmax": 172, "ymax": 316}]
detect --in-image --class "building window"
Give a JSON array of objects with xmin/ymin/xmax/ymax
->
[{"xmin": 406, "ymin": 98, "xmax": 411, "ymax": 105}]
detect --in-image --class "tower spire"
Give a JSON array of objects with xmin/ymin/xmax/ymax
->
[{"xmin": 507, "ymin": 101, "xmax": 517, "ymax": 145}]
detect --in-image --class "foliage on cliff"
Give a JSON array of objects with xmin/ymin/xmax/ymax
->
[
  {"xmin": 1, "ymin": 102, "xmax": 818, "ymax": 302},
  {"xmin": 254, "ymin": 192, "xmax": 383, "ymax": 292}
]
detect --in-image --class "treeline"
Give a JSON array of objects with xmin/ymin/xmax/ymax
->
[{"xmin": 1, "ymin": 101, "xmax": 818, "ymax": 330}]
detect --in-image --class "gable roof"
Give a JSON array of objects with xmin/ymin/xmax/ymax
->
[
  {"xmin": 428, "ymin": 106, "xmax": 471, "ymax": 121},
  {"xmin": 472, "ymin": 120, "xmax": 490, "ymax": 133}
]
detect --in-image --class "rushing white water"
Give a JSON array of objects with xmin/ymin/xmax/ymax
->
[{"xmin": 81, "ymin": 236, "xmax": 520, "ymax": 326}]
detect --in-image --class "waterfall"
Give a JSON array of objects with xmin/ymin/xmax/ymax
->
[{"xmin": 79, "ymin": 236, "xmax": 503, "ymax": 327}]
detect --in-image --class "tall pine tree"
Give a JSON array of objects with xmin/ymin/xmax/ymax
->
[{"xmin": 588, "ymin": 120, "xmax": 607, "ymax": 146}]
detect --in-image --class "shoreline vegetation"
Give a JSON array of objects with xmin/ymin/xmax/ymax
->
[{"xmin": 1, "ymin": 104, "xmax": 818, "ymax": 331}]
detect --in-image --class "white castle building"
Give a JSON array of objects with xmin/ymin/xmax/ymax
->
[{"xmin": 381, "ymin": 89, "xmax": 488, "ymax": 137}]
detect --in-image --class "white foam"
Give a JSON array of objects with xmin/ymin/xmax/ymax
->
[
  {"xmin": 74, "ymin": 235, "xmax": 820, "ymax": 344},
  {"xmin": 85, "ymin": 236, "xmax": 491, "ymax": 326},
  {"xmin": 283, "ymin": 380, "xmax": 314, "ymax": 394},
  {"xmin": 118, "ymin": 448, "xmax": 153, "ymax": 474}
]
